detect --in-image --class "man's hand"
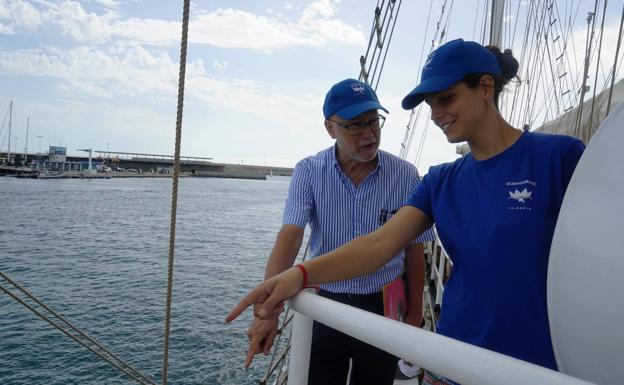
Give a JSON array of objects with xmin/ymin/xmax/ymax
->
[{"xmin": 245, "ymin": 316, "xmax": 280, "ymax": 367}]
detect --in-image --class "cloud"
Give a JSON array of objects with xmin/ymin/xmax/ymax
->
[
  {"xmin": 0, "ymin": 22, "xmax": 13, "ymax": 34},
  {"xmin": 187, "ymin": 3, "xmax": 365, "ymax": 52},
  {"xmin": 88, "ymin": 0, "xmax": 120, "ymax": 8},
  {"xmin": 187, "ymin": 75, "xmax": 319, "ymax": 121},
  {"xmin": 212, "ymin": 60, "xmax": 228, "ymax": 72},
  {"xmin": 43, "ymin": 1, "xmax": 117, "ymax": 43},
  {"xmin": 0, "ymin": 42, "xmax": 319, "ymax": 121},
  {"xmin": 0, "ymin": 0, "xmax": 42, "ymax": 32},
  {"xmin": 0, "ymin": 43, "xmax": 180, "ymax": 97},
  {"xmin": 1, "ymin": 0, "xmax": 365, "ymax": 51}
]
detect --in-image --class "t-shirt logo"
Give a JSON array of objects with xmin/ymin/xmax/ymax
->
[{"xmin": 508, "ymin": 188, "xmax": 533, "ymax": 203}]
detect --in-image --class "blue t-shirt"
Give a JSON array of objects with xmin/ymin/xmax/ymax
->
[{"xmin": 406, "ymin": 131, "xmax": 585, "ymax": 370}]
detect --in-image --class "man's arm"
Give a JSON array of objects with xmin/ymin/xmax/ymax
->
[
  {"xmin": 403, "ymin": 242, "xmax": 425, "ymax": 328},
  {"xmin": 264, "ymin": 224, "xmax": 305, "ymax": 279},
  {"xmin": 245, "ymin": 224, "xmax": 304, "ymax": 367}
]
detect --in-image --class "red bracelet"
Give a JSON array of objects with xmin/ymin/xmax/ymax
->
[{"xmin": 294, "ymin": 264, "xmax": 308, "ymax": 289}]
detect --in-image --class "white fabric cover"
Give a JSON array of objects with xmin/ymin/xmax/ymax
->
[{"xmin": 548, "ymin": 101, "xmax": 624, "ymax": 384}]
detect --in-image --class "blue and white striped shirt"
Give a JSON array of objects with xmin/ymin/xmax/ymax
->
[{"xmin": 283, "ymin": 145, "xmax": 435, "ymax": 294}]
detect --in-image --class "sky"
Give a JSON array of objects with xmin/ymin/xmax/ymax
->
[{"xmin": 0, "ymin": 0, "xmax": 622, "ymax": 171}]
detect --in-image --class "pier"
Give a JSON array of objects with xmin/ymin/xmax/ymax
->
[{"xmin": 0, "ymin": 149, "xmax": 293, "ymax": 180}]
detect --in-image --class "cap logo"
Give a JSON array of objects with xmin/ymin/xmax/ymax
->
[
  {"xmin": 423, "ymin": 52, "xmax": 435, "ymax": 71},
  {"xmin": 351, "ymin": 83, "xmax": 367, "ymax": 95}
]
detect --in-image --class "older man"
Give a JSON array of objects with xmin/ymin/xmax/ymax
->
[{"xmin": 246, "ymin": 78, "xmax": 433, "ymax": 385}]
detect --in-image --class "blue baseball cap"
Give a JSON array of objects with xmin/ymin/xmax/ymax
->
[
  {"xmin": 402, "ymin": 39, "xmax": 502, "ymax": 109},
  {"xmin": 323, "ymin": 78, "xmax": 388, "ymax": 120}
]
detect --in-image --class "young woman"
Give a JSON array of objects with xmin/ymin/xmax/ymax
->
[{"xmin": 226, "ymin": 39, "xmax": 585, "ymax": 382}]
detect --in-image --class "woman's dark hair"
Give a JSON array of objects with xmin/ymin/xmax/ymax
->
[{"xmin": 461, "ymin": 46, "xmax": 519, "ymax": 109}]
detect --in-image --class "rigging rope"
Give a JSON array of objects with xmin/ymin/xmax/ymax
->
[
  {"xmin": 587, "ymin": 0, "xmax": 609, "ymax": 142},
  {"xmin": 400, "ymin": 0, "xmax": 450, "ymax": 162},
  {"xmin": 481, "ymin": 0, "xmax": 490, "ymax": 44},
  {"xmin": 472, "ymin": 0, "xmax": 481, "ymax": 41},
  {"xmin": 606, "ymin": 2, "xmax": 624, "ymax": 116},
  {"xmin": 574, "ymin": 0, "xmax": 599, "ymax": 139},
  {"xmin": 370, "ymin": 0, "xmax": 401, "ymax": 88},
  {"xmin": 398, "ymin": 0, "xmax": 433, "ymax": 160},
  {"xmin": 161, "ymin": 0, "xmax": 190, "ymax": 384},
  {"xmin": 359, "ymin": 0, "xmax": 403, "ymax": 89},
  {"xmin": 373, "ymin": 0, "xmax": 403, "ymax": 90},
  {"xmin": 359, "ymin": 4, "xmax": 383, "ymax": 83},
  {"xmin": 0, "ymin": 272, "xmax": 156, "ymax": 385}
]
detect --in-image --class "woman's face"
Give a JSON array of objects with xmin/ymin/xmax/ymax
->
[{"xmin": 424, "ymin": 80, "xmax": 490, "ymax": 143}]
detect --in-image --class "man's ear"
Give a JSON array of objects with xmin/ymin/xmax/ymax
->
[{"xmin": 325, "ymin": 119, "xmax": 337, "ymax": 139}]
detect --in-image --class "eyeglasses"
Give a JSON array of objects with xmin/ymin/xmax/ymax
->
[{"xmin": 328, "ymin": 115, "xmax": 386, "ymax": 136}]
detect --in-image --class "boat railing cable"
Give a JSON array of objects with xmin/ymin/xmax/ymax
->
[
  {"xmin": 161, "ymin": 0, "xmax": 190, "ymax": 384},
  {"xmin": 0, "ymin": 271, "xmax": 157, "ymax": 385}
]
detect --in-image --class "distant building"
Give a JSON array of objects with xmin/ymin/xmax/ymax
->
[{"xmin": 48, "ymin": 146, "xmax": 67, "ymax": 162}]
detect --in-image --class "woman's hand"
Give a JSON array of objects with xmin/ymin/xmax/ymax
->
[{"xmin": 225, "ymin": 266, "xmax": 304, "ymax": 323}]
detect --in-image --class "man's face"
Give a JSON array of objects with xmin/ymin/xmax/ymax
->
[{"xmin": 325, "ymin": 109, "xmax": 382, "ymax": 163}]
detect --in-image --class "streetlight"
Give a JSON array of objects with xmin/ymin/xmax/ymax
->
[{"xmin": 37, "ymin": 135, "xmax": 43, "ymax": 155}]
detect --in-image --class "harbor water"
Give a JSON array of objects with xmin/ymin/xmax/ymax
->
[{"xmin": 0, "ymin": 177, "xmax": 293, "ymax": 385}]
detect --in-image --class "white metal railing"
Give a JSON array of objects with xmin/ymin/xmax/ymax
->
[
  {"xmin": 286, "ymin": 291, "xmax": 595, "ymax": 385},
  {"xmin": 429, "ymin": 227, "xmax": 452, "ymax": 307}
]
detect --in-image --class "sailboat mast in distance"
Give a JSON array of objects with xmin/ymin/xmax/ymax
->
[
  {"xmin": 24, "ymin": 117, "xmax": 29, "ymax": 164},
  {"xmin": 7, "ymin": 100, "xmax": 12, "ymax": 164}
]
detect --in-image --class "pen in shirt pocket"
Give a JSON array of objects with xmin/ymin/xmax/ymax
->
[{"xmin": 378, "ymin": 209, "xmax": 398, "ymax": 225}]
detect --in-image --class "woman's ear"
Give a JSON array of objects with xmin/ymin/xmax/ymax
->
[{"xmin": 479, "ymin": 75, "xmax": 495, "ymax": 100}]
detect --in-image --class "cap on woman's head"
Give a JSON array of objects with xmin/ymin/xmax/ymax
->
[
  {"xmin": 402, "ymin": 39, "xmax": 502, "ymax": 110},
  {"xmin": 323, "ymin": 78, "xmax": 388, "ymax": 120}
]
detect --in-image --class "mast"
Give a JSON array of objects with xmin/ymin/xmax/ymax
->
[
  {"xmin": 7, "ymin": 100, "xmax": 12, "ymax": 164},
  {"xmin": 24, "ymin": 117, "xmax": 29, "ymax": 165},
  {"xmin": 489, "ymin": 0, "xmax": 505, "ymax": 47}
]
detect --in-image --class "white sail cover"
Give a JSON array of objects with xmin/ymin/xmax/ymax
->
[
  {"xmin": 548, "ymin": 101, "xmax": 624, "ymax": 384},
  {"xmin": 535, "ymin": 78, "xmax": 624, "ymax": 143}
]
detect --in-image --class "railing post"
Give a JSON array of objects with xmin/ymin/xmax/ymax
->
[
  {"xmin": 287, "ymin": 293, "xmax": 314, "ymax": 385},
  {"xmin": 435, "ymin": 248, "xmax": 446, "ymax": 305}
]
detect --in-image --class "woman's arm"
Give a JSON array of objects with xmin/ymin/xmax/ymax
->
[
  {"xmin": 226, "ymin": 206, "xmax": 432, "ymax": 322},
  {"xmin": 304, "ymin": 206, "xmax": 430, "ymax": 284}
]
